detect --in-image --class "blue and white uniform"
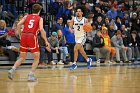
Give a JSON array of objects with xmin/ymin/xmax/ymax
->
[{"xmin": 73, "ymin": 17, "xmax": 86, "ymax": 45}]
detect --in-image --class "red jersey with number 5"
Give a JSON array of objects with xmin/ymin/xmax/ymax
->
[{"xmin": 22, "ymin": 14, "xmax": 41, "ymax": 35}]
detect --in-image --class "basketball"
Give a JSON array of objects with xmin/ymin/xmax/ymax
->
[{"xmin": 83, "ymin": 23, "xmax": 92, "ymax": 32}]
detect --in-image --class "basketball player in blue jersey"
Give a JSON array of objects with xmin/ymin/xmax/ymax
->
[{"xmin": 69, "ymin": 6, "xmax": 92, "ymax": 70}]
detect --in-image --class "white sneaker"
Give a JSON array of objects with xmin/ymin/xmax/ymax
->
[
  {"xmin": 50, "ymin": 61, "xmax": 56, "ymax": 65},
  {"xmin": 57, "ymin": 60, "xmax": 64, "ymax": 65},
  {"xmin": 28, "ymin": 73, "xmax": 37, "ymax": 82},
  {"xmin": 108, "ymin": 61, "xmax": 112, "ymax": 64},
  {"xmin": 96, "ymin": 59, "xmax": 100, "ymax": 64},
  {"xmin": 105, "ymin": 60, "xmax": 112, "ymax": 64},
  {"xmin": 69, "ymin": 62, "xmax": 73, "ymax": 65},
  {"xmin": 8, "ymin": 68, "xmax": 16, "ymax": 80}
]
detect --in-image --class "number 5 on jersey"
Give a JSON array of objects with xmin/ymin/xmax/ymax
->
[{"xmin": 28, "ymin": 20, "xmax": 35, "ymax": 28}]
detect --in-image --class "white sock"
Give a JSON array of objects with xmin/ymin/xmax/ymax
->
[
  {"xmin": 12, "ymin": 67, "xmax": 16, "ymax": 70},
  {"xmin": 87, "ymin": 58, "xmax": 89, "ymax": 62},
  {"xmin": 29, "ymin": 72, "xmax": 34, "ymax": 75},
  {"xmin": 73, "ymin": 62, "xmax": 76, "ymax": 64}
]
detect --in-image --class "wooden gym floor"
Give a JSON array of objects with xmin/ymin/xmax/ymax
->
[{"xmin": 0, "ymin": 62, "xmax": 140, "ymax": 93}]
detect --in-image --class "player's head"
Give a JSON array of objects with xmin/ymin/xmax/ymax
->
[
  {"xmin": 75, "ymin": 6, "xmax": 85, "ymax": 17},
  {"xmin": 32, "ymin": 4, "xmax": 43, "ymax": 14}
]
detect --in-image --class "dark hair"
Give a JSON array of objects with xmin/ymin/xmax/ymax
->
[
  {"xmin": 63, "ymin": 1, "xmax": 70, "ymax": 9},
  {"xmin": 57, "ymin": 17, "xmax": 63, "ymax": 20},
  {"xmin": 32, "ymin": 4, "xmax": 43, "ymax": 14},
  {"xmin": 75, "ymin": 5, "xmax": 85, "ymax": 15},
  {"xmin": 91, "ymin": 23, "xmax": 97, "ymax": 28},
  {"xmin": 131, "ymin": 30, "xmax": 137, "ymax": 34}
]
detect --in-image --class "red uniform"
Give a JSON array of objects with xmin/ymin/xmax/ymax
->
[{"xmin": 20, "ymin": 14, "xmax": 41, "ymax": 53}]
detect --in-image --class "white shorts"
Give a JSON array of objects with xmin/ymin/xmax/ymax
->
[{"xmin": 75, "ymin": 36, "xmax": 86, "ymax": 45}]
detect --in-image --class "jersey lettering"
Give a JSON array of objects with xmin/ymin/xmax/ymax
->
[{"xmin": 77, "ymin": 26, "xmax": 80, "ymax": 31}]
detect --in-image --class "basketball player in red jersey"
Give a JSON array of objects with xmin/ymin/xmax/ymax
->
[{"xmin": 8, "ymin": 4, "xmax": 50, "ymax": 81}]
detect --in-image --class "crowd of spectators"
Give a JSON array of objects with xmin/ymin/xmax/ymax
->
[{"xmin": 0, "ymin": 0, "xmax": 140, "ymax": 65}]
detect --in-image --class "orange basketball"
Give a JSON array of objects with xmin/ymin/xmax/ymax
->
[{"xmin": 83, "ymin": 23, "xmax": 92, "ymax": 32}]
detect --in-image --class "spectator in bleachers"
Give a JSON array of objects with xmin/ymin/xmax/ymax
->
[
  {"xmin": 0, "ymin": 20, "xmax": 11, "ymax": 56},
  {"xmin": 71, "ymin": 1, "xmax": 79, "ymax": 17},
  {"xmin": 111, "ymin": 30, "xmax": 132, "ymax": 63},
  {"xmin": 107, "ymin": 5, "xmax": 117, "ymax": 20},
  {"xmin": 48, "ymin": 32, "xmax": 64, "ymax": 65},
  {"xmin": 92, "ymin": 4, "xmax": 103, "ymax": 21},
  {"xmin": 49, "ymin": 0, "xmax": 63, "ymax": 16},
  {"xmin": 129, "ymin": 31, "xmax": 140, "ymax": 60},
  {"xmin": 95, "ymin": 16, "xmax": 104, "ymax": 30},
  {"xmin": 102, "ymin": 1, "xmax": 111, "ymax": 13},
  {"xmin": 80, "ymin": 0, "xmax": 86, "ymax": 5},
  {"xmin": 57, "ymin": 29, "xmax": 69, "ymax": 64},
  {"xmin": 115, "ymin": 16, "xmax": 122, "ymax": 30},
  {"xmin": 112, "ymin": 0, "xmax": 118, "ymax": 9},
  {"xmin": 38, "ymin": 33, "xmax": 51, "ymax": 66},
  {"xmin": 98, "ymin": 0, "xmax": 108, "ymax": 16},
  {"xmin": 130, "ymin": 12, "xmax": 140, "ymax": 32},
  {"xmin": 108, "ymin": 24, "xmax": 117, "ymax": 38},
  {"xmin": 87, "ymin": 12, "xmax": 94, "ymax": 24},
  {"xmin": 121, "ymin": 25, "xmax": 130, "ymax": 37},
  {"xmin": 56, "ymin": 1, "xmax": 72, "ymax": 25},
  {"xmin": 52, "ymin": 17, "xmax": 64, "ymax": 32},
  {"xmin": 0, "ymin": 20, "xmax": 11, "ymax": 47},
  {"xmin": 12, "ymin": 14, "xmax": 24, "ymax": 39},
  {"xmin": 129, "ymin": 6, "xmax": 134, "ymax": 18},
  {"xmin": 92, "ymin": 30, "xmax": 110, "ymax": 64},
  {"xmin": 124, "ymin": 0, "xmax": 129, "ymax": 11},
  {"xmin": 117, "ymin": 5, "xmax": 124, "ymax": 19},
  {"xmin": 110, "ymin": 19, "xmax": 117, "ymax": 30},
  {"xmin": 63, "ymin": 19, "xmax": 75, "ymax": 64},
  {"xmin": 104, "ymin": 17, "xmax": 110, "ymax": 28},
  {"xmin": 84, "ymin": 2, "xmax": 91, "ymax": 18},
  {"xmin": 121, "ymin": 31, "xmax": 132, "ymax": 61},
  {"xmin": 102, "ymin": 27, "xmax": 116, "ymax": 63},
  {"xmin": 0, "ymin": 1, "xmax": 15, "ymax": 27},
  {"xmin": 4, "ymin": 0, "xmax": 17, "ymax": 26},
  {"xmin": 122, "ymin": 12, "xmax": 130, "ymax": 28},
  {"xmin": 87, "ymin": 23, "xmax": 97, "ymax": 43},
  {"xmin": 120, "ymin": 3, "xmax": 125, "ymax": 11}
]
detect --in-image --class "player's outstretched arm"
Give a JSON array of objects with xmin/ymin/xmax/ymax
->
[{"xmin": 39, "ymin": 18, "xmax": 50, "ymax": 47}]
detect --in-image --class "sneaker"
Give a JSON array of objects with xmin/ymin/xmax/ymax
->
[
  {"xmin": 57, "ymin": 60, "xmax": 64, "ymax": 65},
  {"xmin": 70, "ymin": 64, "xmax": 77, "ymax": 70},
  {"xmin": 28, "ymin": 73, "xmax": 37, "ymax": 82},
  {"xmin": 96, "ymin": 59, "xmax": 100, "ymax": 64},
  {"xmin": 63, "ymin": 61, "xmax": 69, "ymax": 65},
  {"xmin": 8, "ymin": 68, "xmax": 16, "ymax": 80},
  {"xmin": 39, "ymin": 62, "xmax": 47, "ymax": 66},
  {"xmin": 69, "ymin": 62, "xmax": 73, "ymax": 65},
  {"xmin": 49, "ymin": 61, "xmax": 56, "ymax": 65},
  {"xmin": 105, "ymin": 60, "xmax": 112, "ymax": 64},
  {"xmin": 87, "ymin": 58, "xmax": 92, "ymax": 69},
  {"xmin": 108, "ymin": 61, "xmax": 112, "ymax": 64},
  {"xmin": 111, "ymin": 60, "xmax": 116, "ymax": 64}
]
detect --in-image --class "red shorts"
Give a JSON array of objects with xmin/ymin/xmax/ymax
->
[{"xmin": 20, "ymin": 33, "xmax": 39, "ymax": 53}]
